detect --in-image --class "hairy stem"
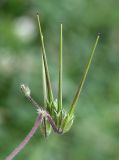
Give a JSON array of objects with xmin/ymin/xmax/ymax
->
[
  {"xmin": 28, "ymin": 96, "xmax": 42, "ymax": 109},
  {"xmin": 6, "ymin": 113, "xmax": 43, "ymax": 160},
  {"xmin": 46, "ymin": 113, "xmax": 62, "ymax": 134},
  {"xmin": 21, "ymin": 84, "xmax": 43, "ymax": 110},
  {"xmin": 21, "ymin": 87, "xmax": 62, "ymax": 134}
]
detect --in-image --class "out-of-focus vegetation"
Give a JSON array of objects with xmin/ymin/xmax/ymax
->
[{"xmin": 0, "ymin": 0, "xmax": 119, "ymax": 160}]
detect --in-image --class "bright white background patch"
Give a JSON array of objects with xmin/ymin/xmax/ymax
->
[{"xmin": 13, "ymin": 16, "xmax": 36, "ymax": 43}]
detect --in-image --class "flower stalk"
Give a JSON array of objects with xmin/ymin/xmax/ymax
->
[{"xmin": 6, "ymin": 113, "xmax": 43, "ymax": 160}]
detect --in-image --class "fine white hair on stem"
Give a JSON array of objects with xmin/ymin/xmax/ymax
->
[{"xmin": 5, "ymin": 113, "xmax": 42, "ymax": 160}]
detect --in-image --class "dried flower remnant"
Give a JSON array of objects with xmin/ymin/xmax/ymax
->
[{"xmin": 5, "ymin": 13, "xmax": 100, "ymax": 160}]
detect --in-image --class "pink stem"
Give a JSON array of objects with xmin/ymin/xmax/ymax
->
[
  {"xmin": 46, "ymin": 113, "xmax": 62, "ymax": 134},
  {"xmin": 6, "ymin": 113, "xmax": 42, "ymax": 160}
]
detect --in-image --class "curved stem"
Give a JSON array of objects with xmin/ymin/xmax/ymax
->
[
  {"xmin": 6, "ymin": 113, "xmax": 43, "ymax": 160},
  {"xmin": 46, "ymin": 113, "xmax": 62, "ymax": 134}
]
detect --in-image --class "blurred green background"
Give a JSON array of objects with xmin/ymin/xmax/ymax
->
[{"xmin": 0, "ymin": 0, "xmax": 119, "ymax": 160}]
